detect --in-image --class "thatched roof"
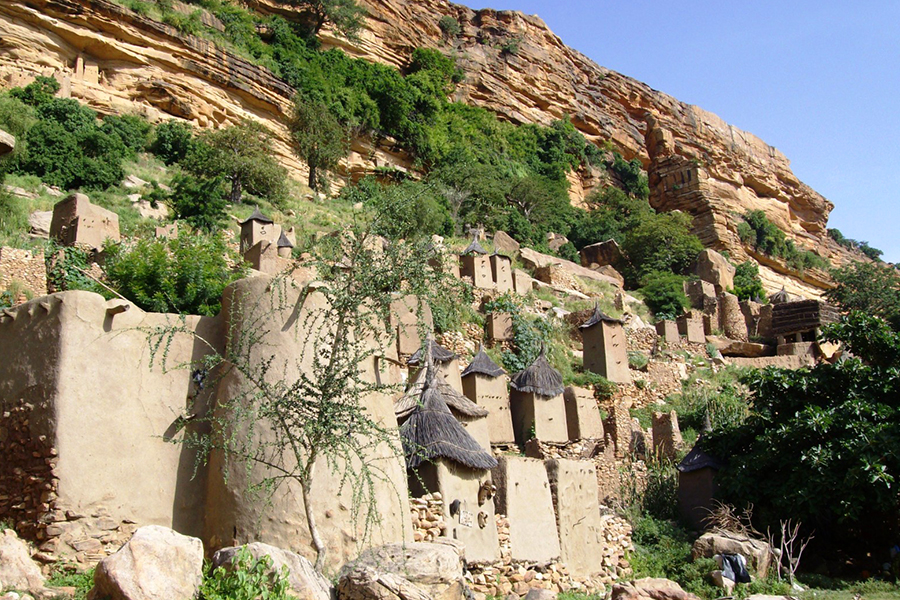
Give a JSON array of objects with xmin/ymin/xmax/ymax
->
[
  {"xmin": 510, "ymin": 348, "xmax": 564, "ymax": 397},
  {"xmin": 461, "ymin": 347, "xmax": 506, "ymax": 378},
  {"xmin": 407, "ymin": 339, "xmax": 457, "ymax": 366},
  {"xmin": 461, "ymin": 239, "xmax": 488, "ymax": 256},
  {"xmin": 239, "ymin": 207, "xmax": 273, "ymax": 225},
  {"xmin": 400, "ymin": 364, "xmax": 497, "ymax": 470},
  {"xmin": 677, "ymin": 439, "xmax": 723, "ymax": 473},
  {"xmin": 396, "ymin": 368, "xmax": 488, "ymax": 420},
  {"xmin": 579, "ymin": 304, "xmax": 623, "ymax": 329},
  {"xmin": 769, "ymin": 287, "xmax": 794, "ymax": 305},
  {"xmin": 276, "ymin": 231, "xmax": 293, "ymax": 248}
]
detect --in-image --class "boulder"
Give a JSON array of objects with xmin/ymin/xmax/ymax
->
[
  {"xmin": 611, "ymin": 578, "xmax": 701, "ymax": 600},
  {"xmin": 691, "ymin": 532, "xmax": 770, "ymax": 578},
  {"xmin": 211, "ymin": 543, "xmax": 333, "ymax": 600},
  {"xmin": 705, "ymin": 336, "xmax": 773, "ymax": 358},
  {"xmin": 0, "ymin": 130, "xmax": 14, "ymax": 155},
  {"xmin": 546, "ymin": 232, "xmax": 569, "ymax": 252},
  {"xmin": 692, "ymin": 249, "xmax": 735, "ymax": 293},
  {"xmin": 89, "ymin": 525, "xmax": 203, "ymax": 600},
  {"xmin": 337, "ymin": 541, "xmax": 464, "ymax": 600},
  {"xmin": 28, "ymin": 211, "xmax": 52, "ymax": 238},
  {"xmin": 519, "ymin": 247, "xmax": 621, "ymax": 288},
  {"xmin": 122, "ymin": 174, "xmax": 149, "ymax": 189},
  {"xmin": 493, "ymin": 231, "xmax": 520, "ymax": 255},
  {"xmin": 592, "ymin": 264, "xmax": 625, "ymax": 287},
  {"xmin": 0, "ymin": 529, "xmax": 45, "ymax": 594},
  {"xmin": 522, "ymin": 590, "xmax": 557, "ymax": 600},
  {"xmin": 580, "ymin": 239, "xmax": 623, "ymax": 268}
]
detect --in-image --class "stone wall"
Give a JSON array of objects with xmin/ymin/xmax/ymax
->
[{"xmin": 0, "ymin": 247, "xmax": 47, "ymax": 299}]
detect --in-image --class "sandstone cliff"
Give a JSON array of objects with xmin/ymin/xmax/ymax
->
[{"xmin": 0, "ymin": 0, "xmax": 861, "ymax": 297}]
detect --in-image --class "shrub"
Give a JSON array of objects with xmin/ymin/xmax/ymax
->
[
  {"xmin": 101, "ymin": 114, "xmax": 152, "ymax": 157},
  {"xmin": 364, "ymin": 180, "xmax": 453, "ymax": 240},
  {"xmin": 199, "ymin": 547, "xmax": 289, "ymax": 600},
  {"xmin": 104, "ymin": 230, "xmax": 246, "ymax": 316},
  {"xmin": 606, "ymin": 152, "xmax": 649, "ymax": 200},
  {"xmin": 151, "ymin": 120, "xmax": 194, "ymax": 165},
  {"xmin": 168, "ymin": 174, "xmax": 228, "ymax": 233},
  {"xmin": 45, "ymin": 241, "xmax": 110, "ymax": 296},
  {"xmin": 46, "ymin": 565, "xmax": 94, "ymax": 600},
  {"xmin": 9, "ymin": 76, "xmax": 60, "ymax": 107},
  {"xmin": 826, "ymin": 260, "xmax": 900, "ymax": 331},
  {"xmin": 438, "ymin": 15, "xmax": 460, "ymax": 38},
  {"xmin": 741, "ymin": 210, "xmax": 827, "ymax": 272},
  {"xmin": 627, "ymin": 350, "xmax": 649, "ymax": 371},
  {"xmin": 0, "ymin": 186, "xmax": 29, "ymax": 244},
  {"xmin": 638, "ymin": 271, "xmax": 689, "ymax": 320},
  {"xmin": 622, "ymin": 211, "xmax": 703, "ymax": 283},
  {"xmin": 731, "ymin": 260, "xmax": 766, "ymax": 301}
]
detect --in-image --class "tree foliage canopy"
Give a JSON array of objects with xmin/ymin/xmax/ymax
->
[
  {"xmin": 704, "ymin": 312, "xmax": 900, "ymax": 550},
  {"xmin": 826, "ymin": 260, "xmax": 900, "ymax": 331}
]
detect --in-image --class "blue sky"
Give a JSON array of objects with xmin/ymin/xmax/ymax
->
[{"xmin": 461, "ymin": 1, "xmax": 900, "ymax": 263}]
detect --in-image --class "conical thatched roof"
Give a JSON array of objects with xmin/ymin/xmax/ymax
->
[
  {"xmin": 462, "ymin": 347, "xmax": 506, "ymax": 379},
  {"xmin": 769, "ymin": 287, "xmax": 793, "ymax": 304},
  {"xmin": 400, "ymin": 358, "xmax": 497, "ymax": 471},
  {"xmin": 579, "ymin": 304, "xmax": 623, "ymax": 329},
  {"xmin": 407, "ymin": 339, "xmax": 457, "ymax": 366},
  {"xmin": 396, "ymin": 368, "xmax": 488, "ymax": 419},
  {"xmin": 510, "ymin": 348, "xmax": 564, "ymax": 397},
  {"xmin": 239, "ymin": 206, "xmax": 274, "ymax": 225},
  {"xmin": 461, "ymin": 239, "xmax": 488, "ymax": 256},
  {"xmin": 276, "ymin": 231, "xmax": 293, "ymax": 248}
]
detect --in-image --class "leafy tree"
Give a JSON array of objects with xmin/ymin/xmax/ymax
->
[
  {"xmin": 105, "ymin": 230, "xmax": 245, "ymax": 316},
  {"xmin": 183, "ymin": 121, "xmax": 287, "ymax": 204},
  {"xmin": 606, "ymin": 152, "xmax": 649, "ymax": 199},
  {"xmin": 9, "ymin": 76, "xmax": 60, "ymax": 107},
  {"xmin": 438, "ymin": 15, "xmax": 460, "ymax": 38},
  {"xmin": 168, "ymin": 174, "xmax": 228, "ymax": 233},
  {"xmin": 826, "ymin": 261, "xmax": 900, "ymax": 331},
  {"xmin": 731, "ymin": 260, "xmax": 766, "ymax": 302},
  {"xmin": 704, "ymin": 312, "xmax": 900, "ymax": 553},
  {"xmin": 101, "ymin": 114, "xmax": 152, "ymax": 157},
  {"xmin": 148, "ymin": 193, "xmax": 453, "ymax": 571},
  {"xmin": 150, "ymin": 120, "xmax": 194, "ymax": 165},
  {"xmin": 289, "ymin": 96, "xmax": 346, "ymax": 191},
  {"xmin": 348, "ymin": 178, "xmax": 452, "ymax": 240},
  {"xmin": 638, "ymin": 271, "xmax": 689, "ymax": 319},
  {"xmin": 285, "ymin": 0, "xmax": 365, "ymax": 39},
  {"xmin": 857, "ymin": 241, "xmax": 883, "ymax": 261},
  {"xmin": 622, "ymin": 211, "xmax": 703, "ymax": 284}
]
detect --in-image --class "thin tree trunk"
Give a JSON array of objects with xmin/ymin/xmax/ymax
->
[
  {"xmin": 308, "ymin": 164, "xmax": 318, "ymax": 191},
  {"xmin": 301, "ymin": 458, "xmax": 327, "ymax": 572},
  {"xmin": 231, "ymin": 176, "xmax": 242, "ymax": 204}
]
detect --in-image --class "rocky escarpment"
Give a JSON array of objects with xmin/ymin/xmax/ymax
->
[
  {"xmin": 322, "ymin": 0, "xmax": 860, "ymax": 296},
  {"xmin": 0, "ymin": 0, "xmax": 862, "ymax": 297}
]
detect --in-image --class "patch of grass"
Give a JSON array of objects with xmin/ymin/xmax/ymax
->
[{"xmin": 46, "ymin": 564, "xmax": 94, "ymax": 600}]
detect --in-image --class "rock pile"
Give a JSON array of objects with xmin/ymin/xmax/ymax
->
[{"xmin": 410, "ymin": 493, "xmax": 446, "ymax": 542}]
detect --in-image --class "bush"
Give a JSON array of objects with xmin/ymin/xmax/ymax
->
[
  {"xmin": 622, "ymin": 211, "xmax": 703, "ymax": 284},
  {"xmin": 46, "ymin": 565, "xmax": 94, "ymax": 600},
  {"xmin": 638, "ymin": 271, "xmax": 689, "ymax": 319},
  {"xmin": 438, "ymin": 15, "xmax": 460, "ymax": 38},
  {"xmin": 0, "ymin": 186, "xmax": 29, "ymax": 244},
  {"xmin": 151, "ymin": 120, "xmax": 194, "ymax": 165},
  {"xmin": 741, "ymin": 210, "xmax": 827, "ymax": 272},
  {"xmin": 826, "ymin": 261, "xmax": 900, "ymax": 331},
  {"xmin": 9, "ymin": 76, "xmax": 60, "ymax": 107},
  {"xmin": 199, "ymin": 547, "xmax": 289, "ymax": 600},
  {"xmin": 45, "ymin": 241, "xmax": 110, "ymax": 296},
  {"xmin": 606, "ymin": 152, "xmax": 649, "ymax": 200},
  {"xmin": 704, "ymin": 312, "xmax": 900, "ymax": 555},
  {"xmin": 169, "ymin": 174, "xmax": 228, "ymax": 233},
  {"xmin": 731, "ymin": 260, "xmax": 766, "ymax": 301},
  {"xmin": 363, "ymin": 179, "xmax": 453, "ymax": 240},
  {"xmin": 101, "ymin": 114, "xmax": 152, "ymax": 157},
  {"xmin": 105, "ymin": 230, "xmax": 246, "ymax": 316}
]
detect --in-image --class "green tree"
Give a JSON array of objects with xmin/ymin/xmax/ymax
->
[
  {"xmin": 9, "ymin": 76, "xmax": 60, "ymax": 107},
  {"xmin": 826, "ymin": 261, "xmax": 900, "ymax": 331},
  {"xmin": 105, "ymin": 230, "xmax": 245, "ymax": 316},
  {"xmin": 622, "ymin": 211, "xmax": 703, "ymax": 284},
  {"xmin": 704, "ymin": 312, "xmax": 900, "ymax": 553},
  {"xmin": 150, "ymin": 120, "xmax": 194, "ymax": 165},
  {"xmin": 183, "ymin": 120, "xmax": 287, "ymax": 205},
  {"xmin": 168, "ymin": 174, "xmax": 228, "ymax": 233},
  {"xmin": 289, "ymin": 96, "xmax": 346, "ymax": 191},
  {"xmin": 638, "ymin": 271, "xmax": 689, "ymax": 319},
  {"xmin": 286, "ymin": 0, "xmax": 365, "ymax": 39},
  {"xmin": 731, "ymin": 260, "xmax": 766, "ymax": 302}
]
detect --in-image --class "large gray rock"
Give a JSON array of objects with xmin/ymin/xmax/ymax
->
[
  {"xmin": 692, "ymin": 249, "xmax": 735, "ymax": 293},
  {"xmin": 28, "ymin": 211, "xmax": 52, "ymax": 238},
  {"xmin": 337, "ymin": 542, "xmax": 465, "ymax": 600},
  {"xmin": 519, "ymin": 247, "xmax": 621, "ymax": 288},
  {"xmin": 0, "ymin": 130, "xmax": 14, "ymax": 156},
  {"xmin": 611, "ymin": 578, "xmax": 701, "ymax": 600},
  {"xmin": 89, "ymin": 525, "xmax": 203, "ymax": 600},
  {"xmin": 691, "ymin": 531, "xmax": 771, "ymax": 578},
  {"xmin": 211, "ymin": 543, "xmax": 333, "ymax": 600},
  {"xmin": 580, "ymin": 239, "xmax": 623, "ymax": 268},
  {"xmin": 493, "ymin": 230, "xmax": 520, "ymax": 255},
  {"xmin": 0, "ymin": 529, "xmax": 45, "ymax": 594}
]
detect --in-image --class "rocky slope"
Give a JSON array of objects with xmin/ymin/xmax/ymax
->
[{"xmin": 0, "ymin": 0, "xmax": 862, "ymax": 297}]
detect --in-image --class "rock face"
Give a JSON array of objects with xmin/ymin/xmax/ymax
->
[
  {"xmin": 211, "ymin": 543, "xmax": 333, "ymax": 600},
  {"xmin": 0, "ymin": 0, "xmax": 862, "ymax": 296},
  {"xmin": 0, "ymin": 130, "xmax": 14, "ymax": 155},
  {"xmin": 0, "ymin": 529, "xmax": 46, "ymax": 594},
  {"xmin": 89, "ymin": 525, "xmax": 204, "ymax": 600},
  {"xmin": 692, "ymin": 249, "xmax": 735, "ymax": 293}
]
